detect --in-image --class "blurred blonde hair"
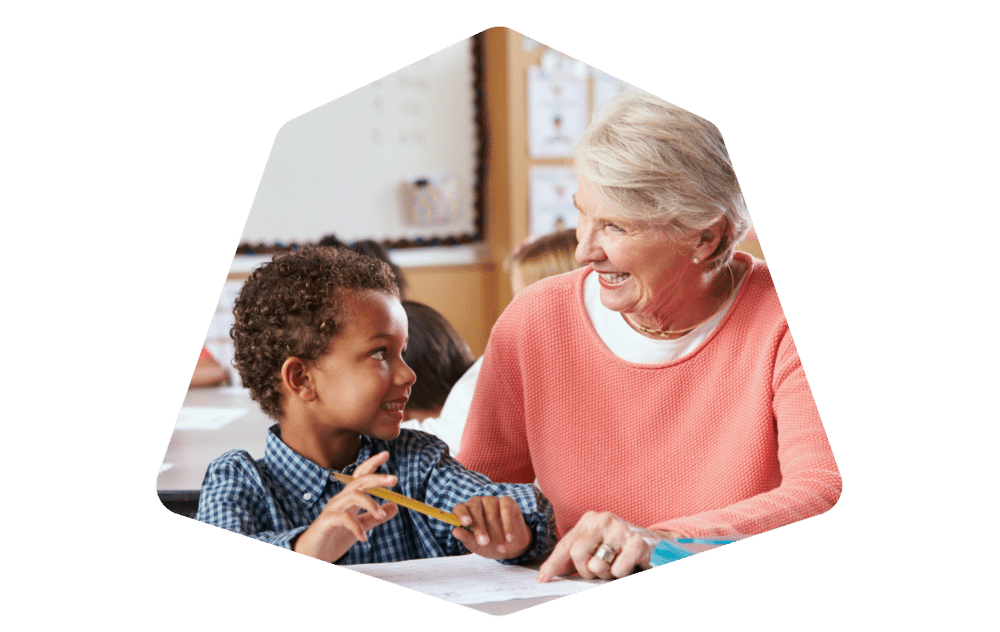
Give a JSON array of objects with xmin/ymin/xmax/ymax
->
[
  {"xmin": 574, "ymin": 90, "xmax": 750, "ymax": 269},
  {"xmin": 504, "ymin": 229, "xmax": 580, "ymax": 290}
]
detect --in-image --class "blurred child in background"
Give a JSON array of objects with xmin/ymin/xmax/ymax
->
[
  {"xmin": 189, "ymin": 346, "xmax": 228, "ymax": 388},
  {"xmin": 400, "ymin": 301, "xmax": 476, "ymax": 421},
  {"xmin": 504, "ymin": 228, "xmax": 579, "ymax": 295},
  {"xmin": 401, "ymin": 229, "xmax": 580, "ymax": 455},
  {"xmin": 399, "ymin": 301, "xmax": 476, "ymax": 454}
]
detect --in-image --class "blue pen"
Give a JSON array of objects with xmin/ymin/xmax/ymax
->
[
  {"xmin": 649, "ymin": 538, "xmax": 736, "ymax": 566},
  {"xmin": 677, "ymin": 538, "xmax": 737, "ymax": 546}
]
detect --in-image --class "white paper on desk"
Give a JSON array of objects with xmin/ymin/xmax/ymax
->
[
  {"xmin": 175, "ymin": 406, "xmax": 248, "ymax": 430},
  {"xmin": 342, "ymin": 554, "xmax": 599, "ymax": 605}
]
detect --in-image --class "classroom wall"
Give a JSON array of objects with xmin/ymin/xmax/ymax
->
[
  {"xmin": 241, "ymin": 39, "xmax": 480, "ymax": 247},
  {"xmin": 402, "ymin": 263, "xmax": 498, "ymax": 356},
  {"xmin": 395, "ymin": 28, "xmax": 520, "ymax": 358},
  {"xmin": 400, "ymin": 28, "xmax": 572, "ymax": 356},
  {"xmin": 218, "ymin": 27, "xmax": 765, "ymax": 366}
]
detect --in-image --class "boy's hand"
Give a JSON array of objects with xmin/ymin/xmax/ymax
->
[
  {"xmin": 451, "ymin": 496, "xmax": 531, "ymax": 560},
  {"xmin": 293, "ymin": 451, "xmax": 399, "ymax": 563}
]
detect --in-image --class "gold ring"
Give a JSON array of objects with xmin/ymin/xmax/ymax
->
[{"xmin": 593, "ymin": 543, "xmax": 617, "ymax": 564}]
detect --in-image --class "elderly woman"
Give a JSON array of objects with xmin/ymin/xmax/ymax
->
[{"xmin": 457, "ymin": 90, "xmax": 841, "ymax": 581}]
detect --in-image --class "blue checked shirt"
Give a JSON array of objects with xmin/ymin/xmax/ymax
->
[{"xmin": 196, "ymin": 426, "xmax": 556, "ymax": 565}]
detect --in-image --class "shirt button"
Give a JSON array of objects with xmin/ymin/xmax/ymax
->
[{"xmin": 302, "ymin": 492, "xmax": 313, "ymax": 501}]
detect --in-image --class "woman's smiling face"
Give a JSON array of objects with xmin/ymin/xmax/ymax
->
[{"xmin": 573, "ymin": 175, "xmax": 695, "ymax": 325}]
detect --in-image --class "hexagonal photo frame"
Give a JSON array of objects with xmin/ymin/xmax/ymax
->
[{"xmin": 157, "ymin": 27, "xmax": 840, "ymax": 615}]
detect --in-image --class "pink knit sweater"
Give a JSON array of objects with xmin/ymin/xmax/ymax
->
[{"xmin": 458, "ymin": 255, "xmax": 841, "ymax": 538}]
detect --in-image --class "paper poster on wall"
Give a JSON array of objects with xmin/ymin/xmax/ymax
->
[
  {"xmin": 404, "ymin": 171, "xmax": 460, "ymax": 227},
  {"xmin": 529, "ymin": 165, "xmax": 578, "ymax": 236},
  {"xmin": 527, "ymin": 65, "xmax": 588, "ymax": 158}
]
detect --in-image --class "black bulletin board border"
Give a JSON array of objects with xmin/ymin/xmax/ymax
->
[{"xmin": 9, "ymin": 2, "xmax": 995, "ymax": 630}]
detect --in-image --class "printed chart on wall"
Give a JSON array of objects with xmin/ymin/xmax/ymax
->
[{"xmin": 529, "ymin": 166, "xmax": 578, "ymax": 237}]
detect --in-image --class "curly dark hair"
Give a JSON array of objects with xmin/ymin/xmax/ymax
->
[
  {"xmin": 317, "ymin": 234, "xmax": 408, "ymax": 297},
  {"xmin": 231, "ymin": 244, "xmax": 399, "ymax": 420},
  {"xmin": 401, "ymin": 300, "xmax": 475, "ymax": 412}
]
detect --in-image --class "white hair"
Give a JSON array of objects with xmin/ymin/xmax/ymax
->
[{"xmin": 574, "ymin": 90, "xmax": 751, "ymax": 268}]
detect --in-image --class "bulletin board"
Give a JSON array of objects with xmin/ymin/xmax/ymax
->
[{"xmin": 238, "ymin": 37, "xmax": 483, "ymax": 253}]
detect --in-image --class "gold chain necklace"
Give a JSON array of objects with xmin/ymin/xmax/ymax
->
[{"xmin": 623, "ymin": 264, "xmax": 737, "ymax": 338}]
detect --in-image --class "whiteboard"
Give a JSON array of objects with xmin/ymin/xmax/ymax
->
[{"xmin": 240, "ymin": 38, "xmax": 479, "ymax": 246}]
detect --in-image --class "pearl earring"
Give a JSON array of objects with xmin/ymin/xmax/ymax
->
[{"xmin": 692, "ymin": 257, "xmax": 700, "ymax": 264}]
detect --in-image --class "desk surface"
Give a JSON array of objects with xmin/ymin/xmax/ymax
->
[{"xmin": 158, "ymin": 387, "xmax": 270, "ymax": 493}]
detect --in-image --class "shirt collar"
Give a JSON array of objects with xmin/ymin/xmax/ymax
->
[
  {"xmin": 341, "ymin": 435, "xmax": 395, "ymax": 476},
  {"xmin": 263, "ymin": 425, "xmax": 331, "ymax": 506},
  {"xmin": 262, "ymin": 426, "xmax": 389, "ymax": 505}
]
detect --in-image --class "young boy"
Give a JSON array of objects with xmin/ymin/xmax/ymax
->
[{"xmin": 195, "ymin": 245, "xmax": 555, "ymax": 565}]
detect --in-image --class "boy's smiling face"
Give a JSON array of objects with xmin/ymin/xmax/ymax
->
[{"xmin": 306, "ymin": 289, "xmax": 416, "ymax": 444}]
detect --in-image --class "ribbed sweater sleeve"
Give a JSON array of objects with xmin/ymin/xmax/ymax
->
[
  {"xmin": 458, "ymin": 258, "xmax": 841, "ymax": 539},
  {"xmin": 651, "ymin": 328, "xmax": 842, "ymax": 538}
]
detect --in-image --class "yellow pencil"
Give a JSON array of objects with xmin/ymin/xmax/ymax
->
[{"xmin": 331, "ymin": 471, "xmax": 463, "ymax": 528}]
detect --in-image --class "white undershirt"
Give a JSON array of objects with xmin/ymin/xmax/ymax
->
[
  {"xmin": 398, "ymin": 357, "xmax": 481, "ymax": 457},
  {"xmin": 583, "ymin": 269, "xmax": 745, "ymax": 364}
]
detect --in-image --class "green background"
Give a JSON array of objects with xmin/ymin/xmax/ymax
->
[{"xmin": 0, "ymin": 2, "xmax": 996, "ymax": 630}]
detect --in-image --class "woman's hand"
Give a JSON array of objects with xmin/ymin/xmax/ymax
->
[
  {"xmin": 451, "ymin": 496, "xmax": 531, "ymax": 560},
  {"xmin": 292, "ymin": 451, "xmax": 399, "ymax": 563},
  {"xmin": 537, "ymin": 511, "xmax": 684, "ymax": 582}
]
